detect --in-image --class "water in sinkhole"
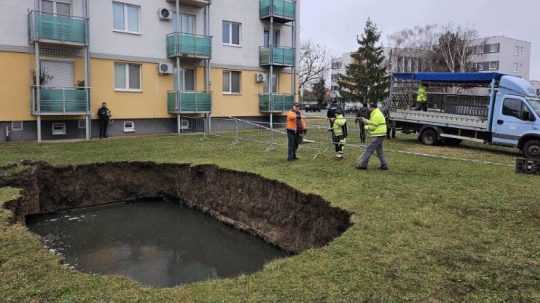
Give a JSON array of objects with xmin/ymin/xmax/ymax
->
[{"xmin": 27, "ymin": 200, "xmax": 288, "ymax": 288}]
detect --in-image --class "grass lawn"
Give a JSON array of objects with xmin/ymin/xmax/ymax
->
[{"xmin": 0, "ymin": 129, "xmax": 539, "ymax": 303}]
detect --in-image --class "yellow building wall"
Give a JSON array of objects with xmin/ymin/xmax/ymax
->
[
  {"xmin": 0, "ymin": 51, "xmax": 295, "ymax": 121},
  {"xmin": 210, "ymin": 68, "xmax": 293, "ymax": 117},
  {"xmin": 0, "ymin": 52, "xmax": 34, "ymax": 121}
]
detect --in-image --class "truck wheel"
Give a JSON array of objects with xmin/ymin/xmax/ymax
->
[
  {"xmin": 420, "ymin": 129, "xmax": 439, "ymax": 146},
  {"xmin": 523, "ymin": 140, "xmax": 540, "ymax": 159},
  {"xmin": 444, "ymin": 138, "xmax": 462, "ymax": 146}
]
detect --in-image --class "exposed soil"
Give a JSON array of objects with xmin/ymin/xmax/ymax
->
[{"xmin": 0, "ymin": 161, "xmax": 352, "ymax": 253}]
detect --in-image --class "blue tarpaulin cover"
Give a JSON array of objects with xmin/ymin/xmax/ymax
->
[{"xmin": 393, "ymin": 72, "xmax": 505, "ymax": 83}]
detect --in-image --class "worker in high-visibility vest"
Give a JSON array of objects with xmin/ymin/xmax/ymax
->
[
  {"xmin": 356, "ymin": 102, "xmax": 389, "ymax": 170},
  {"xmin": 286, "ymin": 103, "xmax": 307, "ymax": 161},
  {"xmin": 330, "ymin": 110, "xmax": 348, "ymax": 160},
  {"xmin": 416, "ymin": 82, "xmax": 428, "ymax": 111}
]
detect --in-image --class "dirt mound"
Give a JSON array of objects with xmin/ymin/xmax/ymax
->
[{"xmin": 1, "ymin": 161, "xmax": 352, "ymax": 253}]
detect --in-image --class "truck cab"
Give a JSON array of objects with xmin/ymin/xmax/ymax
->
[{"xmin": 491, "ymin": 76, "xmax": 540, "ymax": 158}]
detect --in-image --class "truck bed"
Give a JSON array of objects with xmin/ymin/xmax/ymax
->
[{"xmin": 390, "ymin": 109, "xmax": 489, "ymax": 131}]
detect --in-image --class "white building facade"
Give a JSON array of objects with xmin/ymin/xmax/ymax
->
[{"xmin": 470, "ymin": 36, "xmax": 531, "ymax": 80}]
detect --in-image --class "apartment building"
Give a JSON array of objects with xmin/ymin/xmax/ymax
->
[
  {"xmin": 470, "ymin": 36, "xmax": 531, "ymax": 80},
  {"xmin": 329, "ymin": 52, "xmax": 353, "ymax": 98},
  {"xmin": 0, "ymin": 0, "xmax": 298, "ymax": 142}
]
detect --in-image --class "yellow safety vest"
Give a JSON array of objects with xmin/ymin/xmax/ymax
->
[
  {"xmin": 365, "ymin": 108, "xmax": 387, "ymax": 137},
  {"xmin": 417, "ymin": 84, "xmax": 428, "ymax": 103}
]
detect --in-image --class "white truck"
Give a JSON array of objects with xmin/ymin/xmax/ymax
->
[{"xmin": 388, "ymin": 72, "xmax": 540, "ymax": 159}]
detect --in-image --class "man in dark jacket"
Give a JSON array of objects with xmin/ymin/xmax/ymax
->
[
  {"xmin": 355, "ymin": 103, "xmax": 370, "ymax": 144},
  {"xmin": 97, "ymin": 102, "xmax": 111, "ymax": 139}
]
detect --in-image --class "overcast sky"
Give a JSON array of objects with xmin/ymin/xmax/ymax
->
[{"xmin": 300, "ymin": 0, "xmax": 539, "ymax": 80}]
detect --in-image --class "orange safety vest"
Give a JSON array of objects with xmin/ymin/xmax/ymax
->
[{"xmin": 287, "ymin": 111, "xmax": 307, "ymax": 131}]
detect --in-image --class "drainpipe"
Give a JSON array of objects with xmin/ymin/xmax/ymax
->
[
  {"xmin": 35, "ymin": 0, "xmax": 42, "ymax": 143},
  {"xmin": 269, "ymin": 16, "xmax": 274, "ymax": 130},
  {"xmin": 292, "ymin": 0, "xmax": 298, "ymax": 102},
  {"xmin": 204, "ymin": 3, "xmax": 211, "ymax": 135}
]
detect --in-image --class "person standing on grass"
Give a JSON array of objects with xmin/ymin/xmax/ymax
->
[
  {"xmin": 286, "ymin": 103, "xmax": 307, "ymax": 161},
  {"xmin": 97, "ymin": 102, "xmax": 111, "ymax": 139},
  {"xmin": 355, "ymin": 103, "xmax": 370, "ymax": 144},
  {"xmin": 331, "ymin": 110, "xmax": 348, "ymax": 160},
  {"xmin": 356, "ymin": 102, "xmax": 389, "ymax": 170}
]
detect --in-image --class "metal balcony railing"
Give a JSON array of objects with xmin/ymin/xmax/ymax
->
[
  {"xmin": 168, "ymin": 91, "xmax": 212, "ymax": 113},
  {"xmin": 259, "ymin": 47, "xmax": 295, "ymax": 67},
  {"xmin": 28, "ymin": 10, "xmax": 88, "ymax": 46},
  {"xmin": 260, "ymin": 0, "xmax": 295, "ymax": 21},
  {"xmin": 259, "ymin": 94, "xmax": 294, "ymax": 112},
  {"xmin": 167, "ymin": 32, "xmax": 212, "ymax": 59},
  {"xmin": 33, "ymin": 86, "xmax": 89, "ymax": 114}
]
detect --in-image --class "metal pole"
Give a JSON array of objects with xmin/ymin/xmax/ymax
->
[
  {"xmin": 84, "ymin": 0, "xmax": 91, "ymax": 140},
  {"xmin": 175, "ymin": 0, "xmax": 182, "ymax": 134},
  {"xmin": 292, "ymin": 0, "xmax": 298, "ymax": 101},
  {"xmin": 269, "ymin": 16, "xmax": 274, "ymax": 131},
  {"xmin": 35, "ymin": 42, "xmax": 41, "ymax": 143},
  {"xmin": 204, "ymin": 4, "xmax": 211, "ymax": 136}
]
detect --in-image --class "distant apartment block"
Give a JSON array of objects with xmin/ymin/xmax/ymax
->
[
  {"xmin": 470, "ymin": 36, "xmax": 531, "ymax": 80},
  {"xmin": 531, "ymin": 80, "xmax": 540, "ymax": 96},
  {"xmin": 330, "ymin": 52, "xmax": 353, "ymax": 98}
]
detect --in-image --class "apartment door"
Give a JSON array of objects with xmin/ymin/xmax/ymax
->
[
  {"xmin": 41, "ymin": 60, "xmax": 75, "ymax": 88},
  {"xmin": 264, "ymin": 30, "xmax": 280, "ymax": 47},
  {"xmin": 41, "ymin": 0, "xmax": 72, "ymax": 15},
  {"xmin": 183, "ymin": 69, "xmax": 195, "ymax": 91}
]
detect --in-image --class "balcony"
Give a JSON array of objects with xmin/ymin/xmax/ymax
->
[
  {"xmin": 259, "ymin": 94, "xmax": 294, "ymax": 113},
  {"xmin": 259, "ymin": 0, "xmax": 295, "ymax": 23},
  {"xmin": 167, "ymin": 33, "xmax": 212, "ymax": 59},
  {"xmin": 33, "ymin": 87, "xmax": 89, "ymax": 115},
  {"xmin": 165, "ymin": 0, "xmax": 210, "ymax": 8},
  {"xmin": 168, "ymin": 91, "xmax": 212, "ymax": 113},
  {"xmin": 259, "ymin": 47, "xmax": 295, "ymax": 67},
  {"xmin": 28, "ymin": 11, "xmax": 88, "ymax": 46}
]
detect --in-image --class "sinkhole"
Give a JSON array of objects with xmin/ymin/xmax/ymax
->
[
  {"xmin": 27, "ymin": 200, "xmax": 287, "ymax": 287},
  {"xmin": 1, "ymin": 161, "xmax": 352, "ymax": 288}
]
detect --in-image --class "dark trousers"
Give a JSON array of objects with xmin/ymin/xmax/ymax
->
[
  {"xmin": 416, "ymin": 102, "xmax": 428, "ymax": 111},
  {"xmin": 334, "ymin": 135, "xmax": 344, "ymax": 153},
  {"xmin": 359, "ymin": 123, "xmax": 367, "ymax": 144},
  {"xmin": 287, "ymin": 129, "xmax": 300, "ymax": 160},
  {"xmin": 357, "ymin": 136, "xmax": 388, "ymax": 169},
  {"xmin": 99, "ymin": 119, "xmax": 109, "ymax": 138}
]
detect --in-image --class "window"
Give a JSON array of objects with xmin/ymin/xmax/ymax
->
[
  {"xmin": 485, "ymin": 43, "xmax": 500, "ymax": 54},
  {"xmin": 223, "ymin": 21, "xmax": 241, "ymax": 46},
  {"xmin": 180, "ymin": 119, "xmax": 190, "ymax": 130},
  {"xmin": 502, "ymin": 98, "xmax": 532, "ymax": 121},
  {"xmin": 489, "ymin": 61, "xmax": 499, "ymax": 71},
  {"xmin": 264, "ymin": 71, "xmax": 278, "ymax": 94},
  {"xmin": 264, "ymin": 30, "xmax": 280, "ymax": 48},
  {"xmin": 11, "ymin": 121, "xmax": 23, "ymax": 132},
  {"xmin": 123, "ymin": 121, "xmax": 135, "ymax": 133},
  {"xmin": 78, "ymin": 119, "xmax": 86, "ymax": 129},
  {"xmin": 223, "ymin": 71, "xmax": 241, "ymax": 94},
  {"xmin": 514, "ymin": 63, "xmax": 520, "ymax": 73},
  {"xmin": 52, "ymin": 123, "xmax": 67, "ymax": 136},
  {"xmin": 115, "ymin": 63, "xmax": 141, "ymax": 91},
  {"xmin": 113, "ymin": 2, "xmax": 140, "ymax": 34},
  {"xmin": 173, "ymin": 14, "xmax": 195, "ymax": 34},
  {"xmin": 183, "ymin": 69, "xmax": 195, "ymax": 91},
  {"xmin": 41, "ymin": 0, "xmax": 71, "ymax": 15}
]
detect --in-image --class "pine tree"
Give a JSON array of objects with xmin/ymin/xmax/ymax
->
[
  {"xmin": 338, "ymin": 19, "xmax": 388, "ymax": 104},
  {"xmin": 312, "ymin": 78, "xmax": 327, "ymax": 107}
]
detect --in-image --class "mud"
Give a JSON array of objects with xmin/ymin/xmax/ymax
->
[{"xmin": 1, "ymin": 161, "xmax": 352, "ymax": 253}]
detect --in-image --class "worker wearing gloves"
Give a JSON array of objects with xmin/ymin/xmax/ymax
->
[
  {"xmin": 416, "ymin": 82, "xmax": 428, "ymax": 111},
  {"xmin": 330, "ymin": 110, "xmax": 348, "ymax": 159},
  {"xmin": 356, "ymin": 102, "xmax": 389, "ymax": 170}
]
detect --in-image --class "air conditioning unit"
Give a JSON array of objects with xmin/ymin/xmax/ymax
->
[
  {"xmin": 158, "ymin": 8, "xmax": 172, "ymax": 21},
  {"xmin": 255, "ymin": 73, "xmax": 266, "ymax": 83},
  {"xmin": 158, "ymin": 63, "xmax": 174, "ymax": 75}
]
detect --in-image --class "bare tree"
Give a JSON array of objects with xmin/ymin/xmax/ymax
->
[
  {"xmin": 298, "ymin": 41, "xmax": 328, "ymax": 95},
  {"xmin": 435, "ymin": 25, "xmax": 478, "ymax": 72}
]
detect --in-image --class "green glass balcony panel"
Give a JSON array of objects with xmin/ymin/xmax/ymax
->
[
  {"xmin": 30, "ymin": 11, "xmax": 87, "ymax": 45},
  {"xmin": 260, "ymin": 0, "xmax": 295, "ymax": 20},
  {"xmin": 168, "ymin": 91, "xmax": 212, "ymax": 113},
  {"xmin": 259, "ymin": 94, "xmax": 294, "ymax": 112},
  {"xmin": 167, "ymin": 33, "xmax": 212, "ymax": 59},
  {"xmin": 37, "ymin": 87, "xmax": 89, "ymax": 113},
  {"xmin": 259, "ymin": 47, "xmax": 295, "ymax": 66}
]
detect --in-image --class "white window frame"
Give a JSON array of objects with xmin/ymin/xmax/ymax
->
[
  {"xmin": 223, "ymin": 70, "xmax": 241, "ymax": 95},
  {"xmin": 11, "ymin": 121, "xmax": 24, "ymax": 132},
  {"xmin": 112, "ymin": 2, "xmax": 142, "ymax": 35},
  {"xmin": 222, "ymin": 21, "xmax": 242, "ymax": 47},
  {"xmin": 123, "ymin": 120, "xmax": 136, "ymax": 133},
  {"xmin": 114, "ymin": 62, "xmax": 142, "ymax": 92},
  {"xmin": 51, "ymin": 122, "xmax": 67, "ymax": 136},
  {"xmin": 41, "ymin": 0, "xmax": 73, "ymax": 16}
]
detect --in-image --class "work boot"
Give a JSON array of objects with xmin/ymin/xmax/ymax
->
[
  {"xmin": 355, "ymin": 165, "xmax": 367, "ymax": 170},
  {"xmin": 379, "ymin": 166, "xmax": 389, "ymax": 171}
]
